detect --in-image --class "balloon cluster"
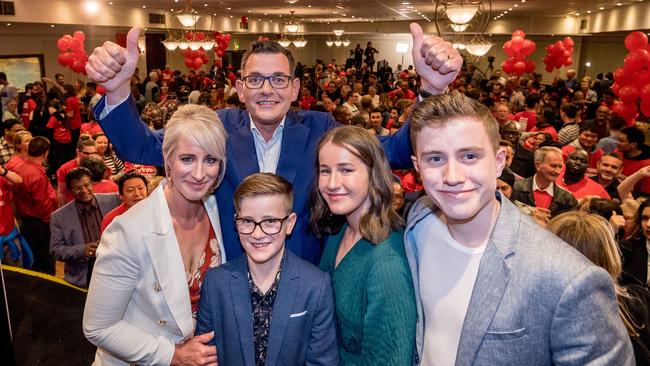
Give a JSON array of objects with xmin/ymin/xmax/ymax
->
[
  {"xmin": 182, "ymin": 48, "xmax": 209, "ymax": 70},
  {"xmin": 56, "ymin": 31, "xmax": 88, "ymax": 74},
  {"xmin": 612, "ymin": 31, "xmax": 650, "ymax": 119},
  {"xmin": 543, "ymin": 37, "xmax": 574, "ymax": 72},
  {"xmin": 212, "ymin": 32, "xmax": 232, "ymax": 67},
  {"xmin": 501, "ymin": 30, "xmax": 536, "ymax": 76}
]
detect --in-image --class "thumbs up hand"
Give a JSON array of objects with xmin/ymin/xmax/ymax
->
[
  {"xmin": 410, "ymin": 23, "xmax": 462, "ymax": 95},
  {"xmin": 86, "ymin": 26, "xmax": 142, "ymax": 104},
  {"xmin": 609, "ymin": 211, "xmax": 626, "ymax": 235}
]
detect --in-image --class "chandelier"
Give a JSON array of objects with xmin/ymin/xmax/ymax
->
[
  {"xmin": 434, "ymin": 1, "xmax": 493, "ymax": 57},
  {"xmin": 162, "ymin": 31, "xmax": 216, "ymax": 51},
  {"xmin": 325, "ymin": 28, "xmax": 349, "ymax": 47},
  {"xmin": 284, "ymin": 11, "xmax": 300, "ymax": 33},
  {"xmin": 174, "ymin": 0, "xmax": 201, "ymax": 28}
]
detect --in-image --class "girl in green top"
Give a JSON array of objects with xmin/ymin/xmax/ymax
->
[{"xmin": 311, "ymin": 126, "xmax": 417, "ymax": 365}]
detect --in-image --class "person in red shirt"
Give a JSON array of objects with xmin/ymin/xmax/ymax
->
[
  {"xmin": 12, "ymin": 136, "xmax": 58, "ymax": 274},
  {"xmin": 618, "ymin": 126, "xmax": 650, "ymax": 196},
  {"xmin": 299, "ymin": 87, "xmax": 316, "ymax": 110},
  {"xmin": 20, "ymin": 83, "xmax": 41, "ymax": 130},
  {"xmin": 100, "ymin": 172, "xmax": 149, "ymax": 232},
  {"xmin": 513, "ymin": 95, "xmax": 539, "ymax": 132},
  {"xmin": 5, "ymin": 130, "xmax": 31, "ymax": 170},
  {"xmin": 530, "ymin": 106, "xmax": 558, "ymax": 141},
  {"xmin": 63, "ymin": 84, "xmax": 82, "ymax": 147},
  {"xmin": 0, "ymin": 163, "xmax": 32, "ymax": 268},
  {"xmin": 557, "ymin": 150, "xmax": 611, "ymax": 200},
  {"xmin": 387, "ymin": 80, "xmax": 416, "ymax": 101},
  {"xmin": 561, "ymin": 122, "xmax": 604, "ymax": 175},
  {"xmin": 79, "ymin": 154, "xmax": 118, "ymax": 194},
  {"xmin": 56, "ymin": 137, "xmax": 97, "ymax": 205}
]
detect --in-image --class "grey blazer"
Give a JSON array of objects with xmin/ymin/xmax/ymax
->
[
  {"xmin": 404, "ymin": 193, "xmax": 634, "ymax": 365},
  {"xmin": 50, "ymin": 193, "xmax": 120, "ymax": 287},
  {"xmin": 195, "ymin": 250, "xmax": 338, "ymax": 366}
]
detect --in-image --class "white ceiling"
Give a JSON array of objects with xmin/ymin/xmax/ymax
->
[{"xmin": 105, "ymin": 0, "xmax": 644, "ymax": 24}]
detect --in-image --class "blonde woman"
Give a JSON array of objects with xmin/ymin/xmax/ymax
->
[
  {"xmin": 83, "ymin": 104, "xmax": 227, "ymax": 366},
  {"xmin": 548, "ymin": 211, "xmax": 650, "ymax": 364}
]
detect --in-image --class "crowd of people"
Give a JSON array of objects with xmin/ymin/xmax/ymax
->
[{"xmin": 1, "ymin": 22, "xmax": 650, "ymax": 364}]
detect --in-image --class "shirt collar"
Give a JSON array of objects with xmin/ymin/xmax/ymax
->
[
  {"xmin": 249, "ymin": 114, "xmax": 286, "ymax": 142},
  {"xmin": 532, "ymin": 175, "xmax": 554, "ymax": 197},
  {"xmin": 76, "ymin": 195, "xmax": 99, "ymax": 212}
]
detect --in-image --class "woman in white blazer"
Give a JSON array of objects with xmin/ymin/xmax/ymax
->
[{"xmin": 83, "ymin": 104, "xmax": 227, "ymax": 366}]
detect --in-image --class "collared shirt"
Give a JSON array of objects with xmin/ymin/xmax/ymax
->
[
  {"xmin": 250, "ymin": 114, "xmax": 285, "ymax": 174},
  {"xmin": 13, "ymin": 159, "xmax": 57, "ymax": 222},
  {"xmin": 0, "ymin": 137, "xmax": 14, "ymax": 165},
  {"xmin": 76, "ymin": 196, "xmax": 104, "ymax": 245},
  {"xmin": 248, "ymin": 254, "xmax": 284, "ymax": 366},
  {"xmin": 532, "ymin": 175, "xmax": 555, "ymax": 197},
  {"xmin": 532, "ymin": 175, "xmax": 554, "ymax": 209}
]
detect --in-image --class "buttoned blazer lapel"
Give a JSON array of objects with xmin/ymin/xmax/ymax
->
[
  {"xmin": 142, "ymin": 184, "xmax": 194, "ymax": 340},
  {"xmin": 227, "ymin": 114, "xmax": 259, "ymax": 184},
  {"xmin": 228, "ymin": 259, "xmax": 256, "ymax": 366},
  {"xmin": 264, "ymin": 251, "xmax": 300, "ymax": 366},
  {"xmin": 455, "ymin": 197, "xmax": 517, "ymax": 365},
  {"xmin": 276, "ymin": 112, "xmax": 310, "ymax": 184}
]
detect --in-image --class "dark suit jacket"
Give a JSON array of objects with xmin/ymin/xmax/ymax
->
[
  {"xmin": 619, "ymin": 237, "xmax": 648, "ymax": 287},
  {"xmin": 195, "ymin": 250, "xmax": 338, "ymax": 366},
  {"xmin": 49, "ymin": 193, "xmax": 121, "ymax": 287},
  {"xmin": 97, "ymin": 96, "xmax": 413, "ymax": 263},
  {"xmin": 511, "ymin": 175, "xmax": 578, "ymax": 217}
]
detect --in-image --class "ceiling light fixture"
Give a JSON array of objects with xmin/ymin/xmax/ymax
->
[
  {"xmin": 284, "ymin": 11, "xmax": 300, "ymax": 33},
  {"xmin": 175, "ymin": 0, "xmax": 201, "ymax": 27}
]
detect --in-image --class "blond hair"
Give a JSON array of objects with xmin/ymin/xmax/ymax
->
[{"xmin": 234, "ymin": 173, "xmax": 293, "ymax": 214}]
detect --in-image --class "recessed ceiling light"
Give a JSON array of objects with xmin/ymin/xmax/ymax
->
[
  {"xmin": 509, "ymin": 7, "xmax": 512, "ymax": 10},
  {"xmin": 226, "ymin": 7, "xmax": 231, "ymax": 10},
  {"xmin": 616, "ymin": 2, "xmax": 622, "ymax": 5},
  {"xmin": 514, "ymin": 4, "xmax": 519, "ymax": 7},
  {"xmin": 587, "ymin": 10, "xmax": 591, "ymax": 13},
  {"xmin": 142, "ymin": 5, "xmax": 146, "ymax": 9},
  {"xmin": 576, "ymin": 13, "xmax": 580, "ymax": 16},
  {"xmin": 50, "ymin": 24, "xmax": 55, "ymax": 27},
  {"xmin": 204, "ymin": 3, "xmax": 208, "ymax": 7},
  {"xmin": 6, "ymin": 23, "xmax": 10, "ymax": 25},
  {"xmin": 599, "ymin": 6, "xmax": 605, "ymax": 9},
  {"xmin": 108, "ymin": 1, "xmax": 113, "ymax": 4},
  {"xmin": 308, "ymin": 5, "xmax": 312, "ymax": 7}
]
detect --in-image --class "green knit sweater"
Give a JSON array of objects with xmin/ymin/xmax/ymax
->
[{"xmin": 319, "ymin": 228, "xmax": 417, "ymax": 365}]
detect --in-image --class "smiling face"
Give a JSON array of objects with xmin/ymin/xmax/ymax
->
[
  {"xmin": 318, "ymin": 141, "xmax": 371, "ymax": 224},
  {"xmin": 535, "ymin": 150, "xmax": 563, "ymax": 185},
  {"xmin": 237, "ymin": 194, "xmax": 296, "ymax": 267},
  {"xmin": 235, "ymin": 53, "xmax": 300, "ymax": 129},
  {"xmin": 566, "ymin": 150, "xmax": 589, "ymax": 176},
  {"xmin": 578, "ymin": 130, "xmax": 599, "ymax": 150},
  {"xmin": 370, "ymin": 112, "xmax": 383, "ymax": 129},
  {"xmin": 412, "ymin": 118, "xmax": 506, "ymax": 224},
  {"xmin": 597, "ymin": 155, "xmax": 623, "ymax": 182},
  {"xmin": 167, "ymin": 137, "xmax": 221, "ymax": 202},
  {"xmin": 120, "ymin": 177, "xmax": 148, "ymax": 208},
  {"xmin": 94, "ymin": 135, "xmax": 109, "ymax": 155},
  {"xmin": 69, "ymin": 175, "xmax": 94, "ymax": 204}
]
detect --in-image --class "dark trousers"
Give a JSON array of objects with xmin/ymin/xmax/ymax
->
[{"xmin": 18, "ymin": 216, "xmax": 53, "ymax": 275}]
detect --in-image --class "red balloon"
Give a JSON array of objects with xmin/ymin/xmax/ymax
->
[
  {"xmin": 553, "ymin": 56, "xmax": 564, "ymax": 69},
  {"xmin": 563, "ymin": 50, "xmax": 571, "ymax": 58},
  {"xmin": 640, "ymin": 83, "xmax": 650, "ymax": 102},
  {"xmin": 216, "ymin": 49, "xmax": 225, "ymax": 57},
  {"xmin": 73, "ymin": 31, "xmax": 85, "ymax": 43},
  {"xmin": 182, "ymin": 48, "xmax": 192, "ymax": 58},
  {"xmin": 614, "ymin": 67, "xmax": 634, "ymax": 86},
  {"xmin": 624, "ymin": 49, "xmax": 650, "ymax": 73},
  {"xmin": 612, "ymin": 83, "xmax": 621, "ymax": 96},
  {"xmin": 184, "ymin": 58, "xmax": 194, "ymax": 68},
  {"xmin": 194, "ymin": 57, "xmax": 204, "ymax": 66},
  {"xmin": 196, "ymin": 32, "xmax": 206, "ymax": 41},
  {"xmin": 511, "ymin": 36, "xmax": 524, "ymax": 53},
  {"xmin": 634, "ymin": 71, "xmax": 650, "ymax": 90},
  {"xmin": 554, "ymin": 41, "xmax": 564, "ymax": 51},
  {"xmin": 71, "ymin": 60, "xmax": 85, "ymax": 73},
  {"xmin": 513, "ymin": 60, "xmax": 526, "ymax": 75},
  {"xmin": 619, "ymin": 85, "xmax": 640, "ymax": 103},
  {"xmin": 563, "ymin": 37, "xmax": 575, "ymax": 48},
  {"xmin": 619, "ymin": 102, "xmax": 638, "ymax": 120},
  {"xmin": 502, "ymin": 59, "xmax": 515, "ymax": 74},
  {"xmin": 564, "ymin": 57, "xmax": 573, "ymax": 66},
  {"xmin": 503, "ymin": 41, "xmax": 516, "ymax": 57},
  {"xmin": 185, "ymin": 31, "xmax": 194, "ymax": 41},
  {"xmin": 525, "ymin": 60, "xmax": 536, "ymax": 73},
  {"xmin": 522, "ymin": 39, "xmax": 536, "ymax": 56},
  {"xmin": 60, "ymin": 51, "xmax": 74, "ymax": 67},
  {"xmin": 241, "ymin": 15, "xmax": 248, "ymax": 23},
  {"xmin": 545, "ymin": 64, "xmax": 553, "ymax": 73},
  {"xmin": 56, "ymin": 36, "xmax": 72, "ymax": 52},
  {"xmin": 57, "ymin": 53, "xmax": 68, "ymax": 66},
  {"xmin": 512, "ymin": 29, "xmax": 526, "ymax": 39},
  {"xmin": 625, "ymin": 31, "xmax": 649, "ymax": 52},
  {"xmin": 70, "ymin": 38, "xmax": 83, "ymax": 52}
]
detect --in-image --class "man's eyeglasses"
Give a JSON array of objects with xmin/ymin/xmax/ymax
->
[
  {"xmin": 234, "ymin": 215, "xmax": 290, "ymax": 235},
  {"xmin": 241, "ymin": 75, "xmax": 292, "ymax": 89}
]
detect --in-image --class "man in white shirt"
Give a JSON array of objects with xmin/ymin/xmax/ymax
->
[{"xmin": 404, "ymin": 93, "xmax": 632, "ymax": 365}]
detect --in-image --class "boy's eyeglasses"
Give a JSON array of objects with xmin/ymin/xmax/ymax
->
[{"xmin": 234, "ymin": 215, "xmax": 290, "ymax": 235}]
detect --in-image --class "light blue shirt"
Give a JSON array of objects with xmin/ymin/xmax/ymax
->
[{"xmin": 249, "ymin": 114, "xmax": 285, "ymax": 173}]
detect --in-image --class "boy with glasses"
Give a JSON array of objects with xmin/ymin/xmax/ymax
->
[{"xmin": 196, "ymin": 173, "xmax": 338, "ymax": 366}]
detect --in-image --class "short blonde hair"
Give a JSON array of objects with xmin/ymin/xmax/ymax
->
[
  {"xmin": 162, "ymin": 104, "xmax": 227, "ymax": 190},
  {"xmin": 234, "ymin": 173, "xmax": 293, "ymax": 214}
]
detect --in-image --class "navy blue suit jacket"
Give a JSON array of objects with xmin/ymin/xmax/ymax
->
[
  {"xmin": 195, "ymin": 250, "xmax": 338, "ymax": 366},
  {"xmin": 96, "ymin": 96, "xmax": 413, "ymax": 263}
]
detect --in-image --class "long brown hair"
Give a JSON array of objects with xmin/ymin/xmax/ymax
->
[
  {"xmin": 310, "ymin": 126, "xmax": 403, "ymax": 244},
  {"xmin": 548, "ymin": 211, "xmax": 641, "ymax": 336}
]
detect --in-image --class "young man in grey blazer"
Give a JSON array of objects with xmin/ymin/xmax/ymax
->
[
  {"xmin": 404, "ymin": 93, "xmax": 634, "ymax": 365},
  {"xmin": 196, "ymin": 173, "xmax": 337, "ymax": 366}
]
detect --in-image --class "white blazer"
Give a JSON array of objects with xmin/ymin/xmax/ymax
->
[{"xmin": 83, "ymin": 180, "xmax": 226, "ymax": 365}]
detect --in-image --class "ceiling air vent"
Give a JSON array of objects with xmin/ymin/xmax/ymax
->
[
  {"xmin": 0, "ymin": 1, "xmax": 15, "ymax": 15},
  {"xmin": 580, "ymin": 19, "xmax": 588, "ymax": 31},
  {"xmin": 149, "ymin": 13, "xmax": 166, "ymax": 24}
]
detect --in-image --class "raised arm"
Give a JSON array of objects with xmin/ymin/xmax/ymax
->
[
  {"xmin": 86, "ymin": 27, "xmax": 164, "ymax": 166},
  {"xmin": 618, "ymin": 165, "xmax": 650, "ymax": 200}
]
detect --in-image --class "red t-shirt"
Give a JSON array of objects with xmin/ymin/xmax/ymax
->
[
  {"xmin": 401, "ymin": 171, "xmax": 423, "ymax": 192},
  {"xmin": 100, "ymin": 203, "xmax": 128, "ymax": 233},
  {"xmin": 93, "ymin": 179, "xmax": 118, "ymax": 194},
  {"xmin": 5, "ymin": 155, "xmax": 24, "ymax": 170},
  {"xmin": 561, "ymin": 145, "xmax": 604, "ymax": 175},
  {"xmin": 13, "ymin": 159, "xmax": 57, "ymax": 222},
  {"xmin": 80, "ymin": 122, "xmax": 103, "ymax": 137},
  {"xmin": 21, "ymin": 98, "xmax": 36, "ymax": 130},
  {"xmin": 557, "ymin": 174, "xmax": 611, "ymax": 200},
  {"xmin": 46, "ymin": 116, "xmax": 72, "ymax": 144},
  {"xmin": 621, "ymin": 158, "xmax": 650, "ymax": 194},
  {"xmin": 0, "ymin": 177, "xmax": 16, "ymax": 236},
  {"xmin": 533, "ymin": 190, "xmax": 553, "ymax": 209},
  {"xmin": 56, "ymin": 159, "xmax": 78, "ymax": 203},
  {"xmin": 513, "ymin": 110, "xmax": 537, "ymax": 132},
  {"xmin": 66, "ymin": 96, "xmax": 82, "ymax": 129},
  {"xmin": 300, "ymin": 95, "xmax": 316, "ymax": 110}
]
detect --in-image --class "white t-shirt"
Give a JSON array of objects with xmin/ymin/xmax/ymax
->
[{"xmin": 415, "ymin": 213, "xmax": 487, "ymax": 366}]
